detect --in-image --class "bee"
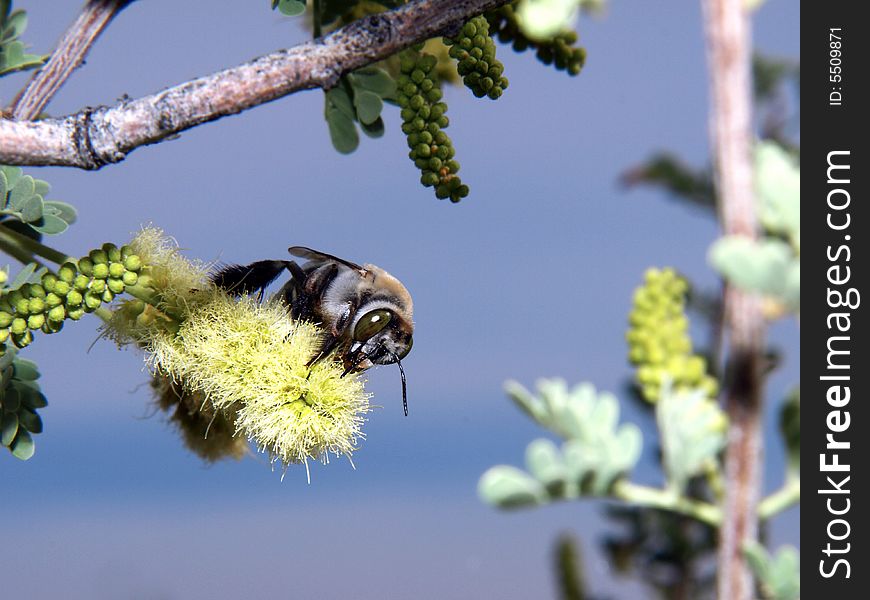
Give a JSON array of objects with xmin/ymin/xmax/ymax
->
[{"xmin": 212, "ymin": 247, "xmax": 414, "ymax": 415}]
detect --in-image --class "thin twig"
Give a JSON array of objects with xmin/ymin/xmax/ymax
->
[
  {"xmin": 10, "ymin": 0, "xmax": 134, "ymax": 121},
  {"xmin": 612, "ymin": 481, "xmax": 723, "ymax": 527},
  {"xmin": 0, "ymin": 223, "xmax": 74, "ymax": 265},
  {"xmin": 758, "ymin": 477, "xmax": 800, "ymax": 520},
  {"xmin": 701, "ymin": 0, "xmax": 765, "ymax": 599},
  {"xmin": 0, "ymin": 0, "xmax": 508, "ymax": 169}
]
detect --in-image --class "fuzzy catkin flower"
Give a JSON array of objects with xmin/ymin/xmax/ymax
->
[
  {"xmin": 106, "ymin": 228, "xmax": 371, "ymax": 470},
  {"xmin": 626, "ymin": 268, "xmax": 718, "ymax": 402}
]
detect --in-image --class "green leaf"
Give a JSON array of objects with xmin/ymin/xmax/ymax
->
[
  {"xmin": 709, "ymin": 236, "xmax": 800, "ymax": 310},
  {"xmin": 349, "ymin": 67, "xmax": 397, "ymax": 98},
  {"xmin": 743, "ymin": 542, "xmax": 800, "ymax": 600},
  {"xmin": 7, "ymin": 174, "xmax": 35, "ymax": 210},
  {"xmin": 1, "ymin": 411, "xmax": 18, "ymax": 446},
  {"xmin": 17, "ymin": 406, "xmax": 41, "ymax": 433},
  {"xmin": 325, "ymin": 87, "xmax": 354, "ymax": 120},
  {"xmin": 0, "ymin": 169, "xmax": 7, "ymax": 203},
  {"xmin": 0, "ymin": 165, "xmax": 22, "ymax": 188},
  {"xmin": 9, "ymin": 262, "xmax": 37, "ymax": 290},
  {"xmin": 1, "ymin": 364, "xmax": 13, "ymax": 388},
  {"xmin": 33, "ymin": 179, "xmax": 50, "ymax": 197},
  {"xmin": 20, "ymin": 194, "xmax": 44, "ymax": 222},
  {"xmin": 10, "ymin": 428, "xmax": 34, "ymax": 459},
  {"xmin": 499, "ymin": 379, "xmax": 642, "ymax": 497},
  {"xmin": 657, "ymin": 385, "xmax": 727, "ymax": 492},
  {"xmin": 359, "ymin": 117, "xmax": 385, "ymax": 139},
  {"xmin": 275, "ymin": 0, "xmax": 306, "ymax": 16},
  {"xmin": 12, "ymin": 358, "xmax": 40, "ymax": 381},
  {"xmin": 766, "ymin": 546, "xmax": 800, "ymax": 600},
  {"xmin": 525, "ymin": 438, "xmax": 567, "ymax": 491},
  {"xmin": 325, "ymin": 109, "xmax": 359, "ymax": 154},
  {"xmin": 42, "ymin": 200, "xmax": 77, "ymax": 225},
  {"xmin": 2, "ymin": 384, "xmax": 20, "ymax": 411},
  {"xmin": 17, "ymin": 387, "xmax": 47, "ymax": 410},
  {"xmin": 0, "ymin": 348, "xmax": 15, "ymax": 371},
  {"xmin": 2, "ymin": 8, "xmax": 26, "ymax": 40},
  {"xmin": 30, "ymin": 213, "xmax": 69, "ymax": 235},
  {"xmin": 478, "ymin": 465, "xmax": 546, "ymax": 508},
  {"xmin": 755, "ymin": 142, "xmax": 800, "ymax": 249},
  {"xmin": 0, "ymin": 40, "xmax": 45, "ymax": 75},
  {"xmin": 353, "ymin": 90, "xmax": 383, "ymax": 126}
]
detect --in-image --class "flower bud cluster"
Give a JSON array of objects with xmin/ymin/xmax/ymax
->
[
  {"xmin": 444, "ymin": 16, "xmax": 509, "ymax": 100},
  {"xmin": 397, "ymin": 48, "xmax": 469, "ymax": 202},
  {"xmin": 486, "ymin": 5, "xmax": 586, "ymax": 76},
  {"xmin": 626, "ymin": 268, "xmax": 718, "ymax": 402},
  {"xmin": 0, "ymin": 243, "xmax": 143, "ymax": 351}
]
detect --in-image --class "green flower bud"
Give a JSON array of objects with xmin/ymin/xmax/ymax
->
[
  {"xmin": 47, "ymin": 305, "xmax": 67, "ymax": 323},
  {"xmin": 29, "ymin": 284, "xmax": 46, "ymax": 299},
  {"xmin": 89, "ymin": 279, "xmax": 107, "ymax": 294},
  {"xmin": 121, "ymin": 250, "xmax": 145, "ymax": 273},
  {"xmin": 53, "ymin": 281, "xmax": 71, "ymax": 296},
  {"xmin": 59, "ymin": 263, "xmax": 77, "ymax": 283},
  {"xmin": 84, "ymin": 291, "xmax": 103, "ymax": 311},
  {"xmin": 90, "ymin": 249, "xmax": 109, "ymax": 265},
  {"xmin": 27, "ymin": 314, "xmax": 46, "ymax": 330},
  {"xmin": 77, "ymin": 257, "xmax": 94, "ymax": 277},
  {"xmin": 67, "ymin": 308, "xmax": 85, "ymax": 321},
  {"xmin": 0, "ymin": 311, "xmax": 12, "ymax": 328},
  {"xmin": 41, "ymin": 273, "xmax": 58, "ymax": 292},
  {"xmin": 14, "ymin": 297, "xmax": 30, "ymax": 315},
  {"xmin": 11, "ymin": 317, "xmax": 28, "ymax": 335},
  {"xmin": 92, "ymin": 263, "xmax": 109, "ymax": 280},
  {"xmin": 107, "ymin": 278, "xmax": 126, "ymax": 295},
  {"xmin": 0, "ymin": 329, "xmax": 8, "ymax": 344},
  {"xmin": 101, "ymin": 289, "xmax": 115, "ymax": 303},
  {"xmin": 66, "ymin": 290, "xmax": 84, "ymax": 307},
  {"xmin": 45, "ymin": 292, "xmax": 63, "ymax": 308},
  {"xmin": 74, "ymin": 274, "xmax": 90, "ymax": 292},
  {"xmin": 108, "ymin": 262, "xmax": 126, "ymax": 279},
  {"xmin": 420, "ymin": 172, "xmax": 439, "ymax": 187},
  {"xmin": 122, "ymin": 271, "xmax": 139, "ymax": 286},
  {"xmin": 103, "ymin": 243, "xmax": 121, "ymax": 263},
  {"xmin": 27, "ymin": 297, "xmax": 46, "ymax": 315}
]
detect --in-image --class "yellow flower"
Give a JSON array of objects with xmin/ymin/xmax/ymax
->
[{"xmin": 106, "ymin": 228, "xmax": 371, "ymax": 475}]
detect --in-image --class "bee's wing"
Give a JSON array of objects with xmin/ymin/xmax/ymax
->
[{"xmin": 288, "ymin": 246, "xmax": 366, "ymax": 273}]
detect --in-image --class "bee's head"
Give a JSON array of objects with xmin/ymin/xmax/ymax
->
[{"xmin": 342, "ymin": 308, "xmax": 413, "ymax": 415}]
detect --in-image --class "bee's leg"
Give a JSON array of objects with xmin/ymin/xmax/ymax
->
[
  {"xmin": 212, "ymin": 260, "xmax": 293, "ymax": 297},
  {"xmin": 305, "ymin": 301, "xmax": 355, "ymax": 367},
  {"xmin": 306, "ymin": 334, "xmax": 342, "ymax": 367}
]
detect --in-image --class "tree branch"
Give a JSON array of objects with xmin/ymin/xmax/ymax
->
[
  {"xmin": 10, "ymin": 0, "xmax": 134, "ymax": 121},
  {"xmin": 701, "ymin": 1, "xmax": 765, "ymax": 599},
  {"xmin": 0, "ymin": 0, "xmax": 510, "ymax": 170}
]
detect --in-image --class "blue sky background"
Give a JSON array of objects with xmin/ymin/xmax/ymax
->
[{"xmin": 2, "ymin": 1, "xmax": 798, "ymax": 598}]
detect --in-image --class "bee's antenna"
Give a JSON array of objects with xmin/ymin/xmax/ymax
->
[{"xmin": 391, "ymin": 351, "xmax": 409, "ymax": 417}]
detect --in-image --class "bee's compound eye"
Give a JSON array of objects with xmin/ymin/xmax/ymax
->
[
  {"xmin": 353, "ymin": 309, "xmax": 392, "ymax": 341},
  {"xmin": 396, "ymin": 335, "xmax": 413, "ymax": 360}
]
